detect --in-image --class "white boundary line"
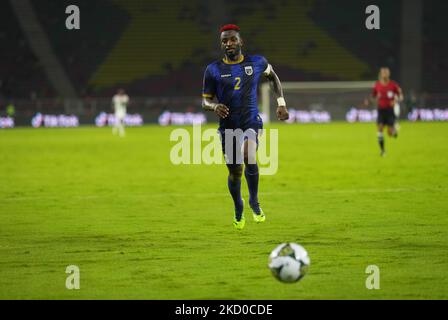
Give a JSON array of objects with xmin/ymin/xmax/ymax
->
[{"xmin": 1, "ymin": 187, "xmax": 445, "ymax": 202}]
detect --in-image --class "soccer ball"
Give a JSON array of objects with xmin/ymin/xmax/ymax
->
[{"xmin": 268, "ymin": 243, "xmax": 310, "ymax": 283}]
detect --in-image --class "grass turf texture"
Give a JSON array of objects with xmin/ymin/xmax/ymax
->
[{"xmin": 0, "ymin": 122, "xmax": 447, "ymax": 299}]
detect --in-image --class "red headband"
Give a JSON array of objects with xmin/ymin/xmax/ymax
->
[{"xmin": 220, "ymin": 24, "xmax": 240, "ymax": 33}]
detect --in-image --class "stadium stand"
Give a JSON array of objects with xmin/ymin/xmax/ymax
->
[
  {"xmin": 30, "ymin": 0, "xmax": 130, "ymax": 97},
  {"xmin": 0, "ymin": 1, "xmax": 55, "ymax": 100},
  {"xmin": 25, "ymin": 0, "xmax": 404, "ymax": 98},
  {"xmin": 2, "ymin": 0, "xmax": 445, "ymax": 109},
  {"xmin": 422, "ymin": 0, "xmax": 448, "ymax": 93}
]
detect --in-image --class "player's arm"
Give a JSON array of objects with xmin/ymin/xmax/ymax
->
[
  {"xmin": 366, "ymin": 87, "xmax": 378, "ymax": 108},
  {"xmin": 364, "ymin": 95, "xmax": 376, "ymax": 108},
  {"xmin": 397, "ymin": 87, "xmax": 404, "ymax": 103},
  {"xmin": 202, "ymin": 96, "xmax": 229, "ymax": 118},
  {"xmin": 263, "ymin": 64, "xmax": 289, "ymax": 120},
  {"xmin": 201, "ymin": 66, "xmax": 229, "ymax": 118},
  {"xmin": 125, "ymin": 96, "xmax": 130, "ymax": 109}
]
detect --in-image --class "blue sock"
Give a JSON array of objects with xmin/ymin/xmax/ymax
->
[
  {"xmin": 244, "ymin": 164, "xmax": 259, "ymax": 207},
  {"xmin": 228, "ymin": 176, "xmax": 243, "ymax": 220}
]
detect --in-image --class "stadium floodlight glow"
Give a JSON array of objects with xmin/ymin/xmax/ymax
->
[{"xmin": 260, "ymin": 81, "xmax": 375, "ymax": 123}]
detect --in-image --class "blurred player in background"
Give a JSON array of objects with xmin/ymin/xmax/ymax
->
[
  {"xmin": 367, "ymin": 67, "xmax": 404, "ymax": 156},
  {"xmin": 112, "ymin": 88, "xmax": 129, "ymax": 137},
  {"xmin": 202, "ymin": 24, "xmax": 289, "ymax": 230}
]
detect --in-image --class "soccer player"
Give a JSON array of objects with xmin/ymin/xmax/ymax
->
[
  {"xmin": 112, "ymin": 88, "xmax": 129, "ymax": 137},
  {"xmin": 369, "ymin": 67, "xmax": 404, "ymax": 156},
  {"xmin": 202, "ymin": 24, "xmax": 289, "ymax": 230}
]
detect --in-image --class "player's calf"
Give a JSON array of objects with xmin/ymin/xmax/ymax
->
[
  {"xmin": 387, "ymin": 126, "xmax": 398, "ymax": 138},
  {"xmin": 227, "ymin": 164, "xmax": 244, "ymax": 221},
  {"xmin": 377, "ymin": 131, "xmax": 385, "ymax": 155}
]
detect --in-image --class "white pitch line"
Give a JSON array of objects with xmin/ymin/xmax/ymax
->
[{"xmin": 0, "ymin": 187, "xmax": 445, "ymax": 202}]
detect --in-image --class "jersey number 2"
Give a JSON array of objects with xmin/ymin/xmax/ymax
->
[{"xmin": 234, "ymin": 77, "xmax": 241, "ymax": 90}]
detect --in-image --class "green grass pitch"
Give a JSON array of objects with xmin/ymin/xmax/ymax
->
[{"xmin": 0, "ymin": 122, "xmax": 447, "ymax": 299}]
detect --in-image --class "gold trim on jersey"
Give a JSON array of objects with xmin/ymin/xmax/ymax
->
[{"xmin": 222, "ymin": 54, "xmax": 245, "ymax": 65}]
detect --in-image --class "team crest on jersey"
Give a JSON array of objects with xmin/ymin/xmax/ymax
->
[{"xmin": 244, "ymin": 66, "xmax": 253, "ymax": 76}]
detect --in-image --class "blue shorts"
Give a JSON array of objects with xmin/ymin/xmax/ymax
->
[{"xmin": 218, "ymin": 114, "xmax": 263, "ymax": 166}]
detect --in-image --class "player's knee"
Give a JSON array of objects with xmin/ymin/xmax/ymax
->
[
  {"xmin": 243, "ymin": 143, "xmax": 257, "ymax": 165},
  {"xmin": 244, "ymin": 155, "xmax": 257, "ymax": 166},
  {"xmin": 228, "ymin": 165, "xmax": 243, "ymax": 181}
]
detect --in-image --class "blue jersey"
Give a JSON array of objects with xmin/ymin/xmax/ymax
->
[{"xmin": 202, "ymin": 54, "xmax": 269, "ymax": 130}]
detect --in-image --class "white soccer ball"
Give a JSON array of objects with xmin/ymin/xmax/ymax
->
[{"xmin": 268, "ymin": 243, "xmax": 310, "ymax": 283}]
